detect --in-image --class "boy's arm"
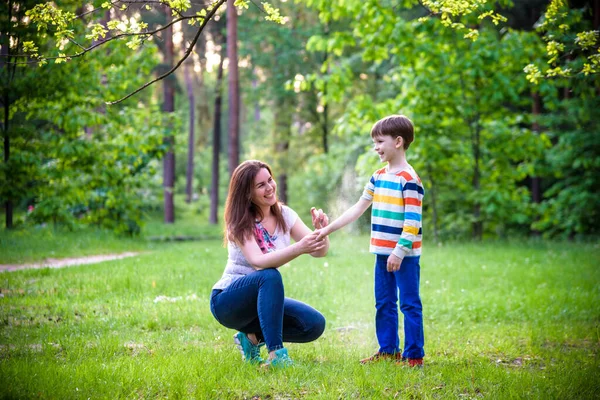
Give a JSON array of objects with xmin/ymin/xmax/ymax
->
[{"xmin": 316, "ymin": 198, "xmax": 371, "ymax": 240}]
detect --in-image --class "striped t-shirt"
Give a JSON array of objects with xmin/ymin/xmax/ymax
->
[{"xmin": 360, "ymin": 165, "xmax": 424, "ymax": 258}]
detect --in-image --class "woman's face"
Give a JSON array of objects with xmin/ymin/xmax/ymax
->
[{"xmin": 251, "ymin": 168, "xmax": 277, "ymax": 209}]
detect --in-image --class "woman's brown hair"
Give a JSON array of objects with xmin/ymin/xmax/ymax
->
[{"xmin": 224, "ymin": 160, "xmax": 288, "ymax": 246}]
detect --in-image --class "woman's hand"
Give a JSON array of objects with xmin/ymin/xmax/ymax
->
[
  {"xmin": 296, "ymin": 230, "xmax": 328, "ymax": 255},
  {"xmin": 311, "ymin": 207, "xmax": 329, "ymax": 229}
]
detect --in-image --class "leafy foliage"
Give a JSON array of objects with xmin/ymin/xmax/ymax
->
[
  {"xmin": 525, "ymin": 0, "xmax": 599, "ymax": 81},
  {"xmin": 3, "ymin": 0, "xmax": 599, "ymax": 239},
  {"xmin": 2, "ymin": 0, "xmax": 166, "ymax": 235}
]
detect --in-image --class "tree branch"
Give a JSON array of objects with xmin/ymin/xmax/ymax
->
[
  {"xmin": 106, "ymin": 0, "xmax": 227, "ymax": 104},
  {"xmin": 6, "ymin": 13, "xmax": 200, "ymax": 63}
]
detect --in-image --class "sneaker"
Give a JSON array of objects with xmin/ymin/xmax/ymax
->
[
  {"xmin": 405, "ymin": 358, "xmax": 424, "ymax": 368},
  {"xmin": 233, "ymin": 332, "xmax": 264, "ymax": 364},
  {"xmin": 360, "ymin": 352, "xmax": 404, "ymax": 364},
  {"xmin": 262, "ymin": 347, "xmax": 294, "ymax": 368}
]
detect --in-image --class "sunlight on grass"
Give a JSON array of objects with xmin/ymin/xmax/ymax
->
[{"xmin": 1, "ymin": 233, "xmax": 599, "ymax": 398}]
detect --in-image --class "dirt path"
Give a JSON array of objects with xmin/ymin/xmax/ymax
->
[{"xmin": 0, "ymin": 252, "xmax": 141, "ymax": 273}]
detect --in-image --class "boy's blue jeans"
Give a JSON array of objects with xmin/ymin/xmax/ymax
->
[
  {"xmin": 210, "ymin": 268, "xmax": 326, "ymax": 352},
  {"xmin": 374, "ymin": 254, "xmax": 424, "ymax": 359}
]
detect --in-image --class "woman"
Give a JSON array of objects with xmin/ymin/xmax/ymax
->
[{"xmin": 210, "ymin": 160, "xmax": 330, "ymax": 367}]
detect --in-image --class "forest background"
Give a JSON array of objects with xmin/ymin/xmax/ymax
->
[{"xmin": 1, "ymin": 0, "xmax": 599, "ymax": 241}]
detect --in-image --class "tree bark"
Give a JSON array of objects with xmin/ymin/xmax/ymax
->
[
  {"xmin": 1, "ymin": 27, "xmax": 13, "ymax": 229},
  {"xmin": 595, "ymin": 0, "xmax": 599, "ymax": 30},
  {"xmin": 210, "ymin": 45, "xmax": 225, "ymax": 225},
  {"xmin": 322, "ymin": 89, "xmax": 329, "ymax": 154},
  {"xmin": 595, "ymin": 0, "xmax": 600, "ymax": 96},
  {"xmin": 252, "ymin": 73, "xmax": 260, "ymax": 121},
  {"xmin": 273, "ymin": 98, "xmax": 293, "ymax": 203},
  {"xmin": 184, "ymin": 58, "xmax": 195, "ymax": 203},
  {"xmin": 471, "ymin": 118, "xmax": 482, "ymax": 240},
  {"xmin": 321, "ymin": 36, "xmax": 329, "ymax": 154},
  {"xmin": 163, "ymin": 6, "xmax": 175, "ymax": 223},
  {"xmin": 227, "ymin": 0, "xmax": 240, "ymax": 176},
  {"xmin": 531, "ymin": 91, "xmax": 542, "ymax": 204},
  {"xmin": 531, "ymin": 90, "xmax": 543, "ymax": 237}
]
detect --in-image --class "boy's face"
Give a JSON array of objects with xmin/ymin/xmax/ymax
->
[{"xmin": 372, "ymin": 134, "xmax": 402, "ymax": 163}]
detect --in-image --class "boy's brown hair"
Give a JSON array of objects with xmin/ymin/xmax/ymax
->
[{"xmin": 370, "ymin": 115, "xmax": 414, "ymax": 150}]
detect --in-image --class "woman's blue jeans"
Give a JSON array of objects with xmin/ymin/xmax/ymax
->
[
  {"xmin": 210, "ymin": 268, "xmax": 326, "ymax": 352},
  {"xmin": 374, "ymin": 254, "xmax": 424, "ymax": 359}
]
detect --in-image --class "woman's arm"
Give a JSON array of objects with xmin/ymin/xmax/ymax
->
[{"xmin": 239, "ymin": 229, "xmax": 327, "ymax": 270}]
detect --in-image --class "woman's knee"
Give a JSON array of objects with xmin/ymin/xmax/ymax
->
[
  {"xmin": 257, "ymin": 268, "xmax": 283, "ymax": 285},
  {"xmin": 306, "ymin": 311, "xmax": 326, "ymax": 341}
]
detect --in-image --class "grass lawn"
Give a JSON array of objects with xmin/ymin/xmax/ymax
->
[
  {"xmin": 0, "ymin": 203, "xmax": 222, "ymax": 265},
  {"xmin": 1, "ymin": 229, "xmax": 599, "ymax": 399}
]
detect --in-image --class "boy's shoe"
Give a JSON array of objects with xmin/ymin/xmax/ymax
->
[
  {"xmin": 397, "ymin": 357, "xmax": 424, "ymax": 368},
  {"xmin": 233, "ymin": 332, "xmax": 264, "ymax": 364},
  {"xmin": 360, "ymin": 352, "xmax": 404, "ymax": 364},
  {"xmin": 262, "ymin": 347, "xmax": 294, "ymax": 368}
]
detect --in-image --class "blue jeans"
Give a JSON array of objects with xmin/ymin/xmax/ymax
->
[
  {"xmin": 374, "ymin": 255, "xmax": 424, "ymax": 359},
  {"xmin": 210, "ymin": 268, "xmax": 326, "ymax": 352}
]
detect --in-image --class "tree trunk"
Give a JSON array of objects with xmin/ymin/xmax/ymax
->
[
  {"xmin": 322, "ymin": 90, "xmax": 329, "ymax": 154},
  {"xmin": 531, "ymin": 91, "xmax": 542, "ymax": 204},
  {"xmin": 2, "ymin": 114, "xmax": 11, "ymax": 229},
  {"xmin": 472, "ymin": 118, "xmax": 482, "ymax": 240},
  {"xmin": 163, "ymin": 6, "xmax": 175, "ymax": 223},
  {"xmin": 252, "ymin": 73, "xmax": 260, "ymax": 121},
  {"xmin": 531, "ymin": 91, "xmax": 543, "ymax": 236},
  {"xmin": 184, "ymin": 59, "xmax": 195, "ymax": 203},
  {"xmin": 321, "ymin": 23, "xmax": 329, "ymax": 153},
  {"xmin": 1, "ymin": 29, "xmax": 13, "ymax": 229},
  {"xmin": 273, "ymin": 99, "xmax": 293, "ymax": 203},
  {"xmin": 595, "ymin": 0, "xmax": 599, "ymax": 30},
  {"xmin": 227, "ymin": 0, "xmax": 240, "ymax": 176},
  {"xmin": 210, "ymin": 45, "xmax": 225, "ymax": 225},
  {"xmin": 595, "ymin": 0, "xmax": 600, "ymax": 96}
]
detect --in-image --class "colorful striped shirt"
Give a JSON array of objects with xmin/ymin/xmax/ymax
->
[{"xmin": 360, "ymin": 165, "xmax": 424, "ymax": 258}]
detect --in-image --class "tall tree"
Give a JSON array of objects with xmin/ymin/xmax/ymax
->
[
  {"xmin": 162, "ymin": 5, "xmax": 175, "ymax": 223},
  {"xmin": 210, "ymin": 21, "xmax": 226, "ymax": 225},
  {"xmin": 184, "ymin": 56, "xmax": 195, "ymax": 204},
  {"xmin": 1, "ymin": 0, "xmax": 46, "ymax": 229},
  {"xmin": 1, "ymin": 27, "xmax": 11, "ymax": 228},
  {"xmin": 227, "ymin": 0, "xmax": 240, "ymax": 176}
]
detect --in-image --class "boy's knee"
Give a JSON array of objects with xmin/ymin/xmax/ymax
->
[{"xmin": 400, "ymin": 300, "xmax": 422, "ymax": 314}]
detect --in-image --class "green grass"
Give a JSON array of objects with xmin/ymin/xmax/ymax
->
[
  {"xmin": 0, "ymin": 201, "xmax": 222, "ymax": 265},
  {"xmin": 1, "ymin": 230, "xmax": 599, "ymax": 399}
]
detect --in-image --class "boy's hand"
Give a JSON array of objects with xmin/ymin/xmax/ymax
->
[
  {"xmin": 297, "ymin": 230, "xmax": 328, "ymax": 255},
  {"xmin": 310, "ymin": 207, "xmax": 329, "ymax": 229},
  {"xmin": 387, "ymin": 253, "xmax": 403, "ymax": 272},
  {"xmin": 314, "ymin": 227, "xmax": 330, "ymax": 241}
]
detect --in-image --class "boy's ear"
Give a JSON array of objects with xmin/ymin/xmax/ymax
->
[{"xmin": 396, "ymin": 136, "xmax": 403, "ymax": 148}]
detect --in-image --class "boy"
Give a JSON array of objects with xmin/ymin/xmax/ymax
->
[{"xmin": 316, "ymin": 115, "xmax": 425, "ymax": 367}]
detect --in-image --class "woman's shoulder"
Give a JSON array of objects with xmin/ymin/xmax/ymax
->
[{"xmin": 279, "ymin": 204, "xmax": 298, "ymax": 226}]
